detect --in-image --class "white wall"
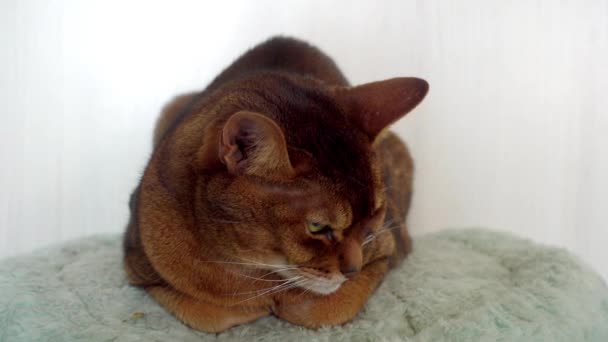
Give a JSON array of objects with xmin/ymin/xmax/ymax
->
[{"xmin": 1, "ymin": 1, "xmax": 606, "ymax": 280}]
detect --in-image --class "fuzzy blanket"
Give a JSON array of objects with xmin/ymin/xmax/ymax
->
[{"xmin": 1, "ymin": 229, "xmax": 607, "ymax": 342}]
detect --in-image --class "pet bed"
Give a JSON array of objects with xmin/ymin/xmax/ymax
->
[{"xmin": 1, "ymin": 229, "xmax": 607, "ymax": 341}]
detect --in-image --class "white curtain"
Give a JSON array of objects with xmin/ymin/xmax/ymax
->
[{"xmin": 1, "ymin": 0, "xmax": 606, "ymax": 280}]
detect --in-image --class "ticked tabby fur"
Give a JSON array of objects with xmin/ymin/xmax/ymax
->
[{"xmin": 123, "ymin": 37, "xmax": 428, "ymax": 332}]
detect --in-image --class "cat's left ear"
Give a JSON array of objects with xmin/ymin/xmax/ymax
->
[
  {"xmin": 217, "ymin": 111, "xmax": 295, "ymax": 179},
  {"xmin": 338, "ymin": 77, "xmax": 428, "ymax": 140}
]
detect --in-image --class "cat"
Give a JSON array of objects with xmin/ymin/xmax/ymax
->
[{"xmin": 123, "ymin": 36, "xmax": 428, "ymax": 332}]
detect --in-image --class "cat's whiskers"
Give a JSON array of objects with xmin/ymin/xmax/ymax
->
[
  {"xmin": 209, "ymin": 256, "xmax": 304, "ymax": 298},
  {"xmin": 362, "ymin": 235, "xmax": 375, "ymax": 247},
  {"xmin": 374, "ymin": 228, "xmax": 401, "ymax": 240},
  {"xmin": 292, "ymin": 279, "xmax": 312, "ymax": 299},
  {"xmin": 379, "ymin": 224, "xmax": 403, "ymax": 233},
  {"xmin": 363, "ymin": 222, "xmax": 403, "ymax": 247},
  {"xmin": 254, "ymin": 267, "xmax": 300, "ymax": 280},
  {"xmin": 236, "ymin": 257, "xmax": 298, "ymax": 270},
  {"xmin": 234, "ymin": 277, "xmax": 308, "ymax": 304},
  {"xmin": 207, "ymin": 260, "xmax": 298, "ymax": 270},
  {"xmin": 231, "ymin": 275, "xmax": 303, "ymax": 295},
  {"xmin": 229, "ymin": 271, "xmax": 293, "ymax": 283},
  {"xmin": 382, "ymin": 218, "xmax": 398, "ymax": 227}
]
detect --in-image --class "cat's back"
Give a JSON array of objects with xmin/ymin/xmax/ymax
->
[
  {"xmin": 207, "ymin": 37, "xmax": 349, "ymax": 91},
  {"xmin": 152, "ymin": 37, "xmax": 349, "ymax": 145}
]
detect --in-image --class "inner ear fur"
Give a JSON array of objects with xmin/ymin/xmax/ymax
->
[{"xmin": 217, "ymin": 111, "xmax": 295, "ymax": 179}]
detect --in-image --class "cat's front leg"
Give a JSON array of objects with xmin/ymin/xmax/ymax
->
[
  {"xmin": 147, "ymin": 286, "xmax": 270, "ymax": 333},
  {"xmin": 272, "ymin": 258, "xmax": 389, "ymax": 329}
]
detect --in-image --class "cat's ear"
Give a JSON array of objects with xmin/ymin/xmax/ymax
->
[
  {"xmin": 339, "ymin": 77, "xmax": 428, "ymax": 140},
  {"xmin": 218, "ymin": 111, "xmax": 295, "ymax": 179}
]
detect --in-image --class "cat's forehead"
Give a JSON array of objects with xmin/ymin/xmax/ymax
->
[
  {"xmin": 234, "ymin": 74, "xmax": 381, "ymax": 220},
  {"xmin": 275, "ymin": 83, "xmax": 380, "ymax": 221},
  {"xmin": 289, "ymin": 154, "xmax": 380, "ymax": 225}
]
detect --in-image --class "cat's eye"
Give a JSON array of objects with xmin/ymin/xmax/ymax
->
[{"xmin": 307, "ymin": 222, "xmax": 331, "ymax": 234}]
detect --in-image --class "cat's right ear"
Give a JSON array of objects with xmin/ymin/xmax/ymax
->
[
  {"xmin": 338, "ymin": 77, "xmax": 428, "ymax": 140},
  {"xmin": 216, "ymin": 111, "xmax": 295, "ymax": 179}
]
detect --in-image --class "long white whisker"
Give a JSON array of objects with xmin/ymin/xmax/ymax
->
[
  {"xmin": 231, "ymin": 276, "xmax": 303, "ymax": 295},
  {"xmin": 381, "ymin": 221, "xmax": 400, "ymax": 230},
  {"xmin": 292, "ymin": 279, "xmax": 312, "ymax": 299},
  {"xmin": 254, "ymin": 268, "xmax": 295, "ymax": 279},
  {"xmin": 232, "ymin": 272, "xmax": 294, "ymax": 283},
  {"xmin": 236, "ymin": 257, "xmax": 299, "ymax": 270},
  {"xmin": 234, "ymin": 277, "xmax": 307, "ymax": 303},
  {"xmin": 232, "ymin": 283, "xmax": 290, "ymax": 297},
  {"xmin": 207, "ymin": 260, "xmax": 298, "ymax": 270},
  {"xmin": 363, "ymin": 223, "xmax": 403, "ymax": 247},
  {"xmin": 253, "ymin": 278, "xmax": 309, "ymax": 298},
  {"xmin": 375, "ymin": 227, "xmax": 401, "ymax": 237},
  {"xmin": 245, "ymin": 278, "xmax": 307, "ymax": 300},
  {"xmin": 381, "ymin": 225, "xmax": 402, "ymax": 231},
  {"xmin": 383, "ymin": 218, "xmax": 398, "ymax": 226}
]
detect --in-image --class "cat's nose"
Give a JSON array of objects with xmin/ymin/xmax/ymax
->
[
  {"xmin": 339, "ymin": 237, "xmax": 363, "ymax": 279},
  {"xmin": 341, "ymin": 265, "xmax": 361, "ymax": 279}
]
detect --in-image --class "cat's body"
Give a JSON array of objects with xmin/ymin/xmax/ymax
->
[{"xmin": 124, "ymin": 37, "xmax": 426, "ymax": 332}]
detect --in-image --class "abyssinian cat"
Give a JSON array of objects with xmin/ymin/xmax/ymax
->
[{"xmin": 123, "ymin": 37, "xmax": 428, "ymax": 332}]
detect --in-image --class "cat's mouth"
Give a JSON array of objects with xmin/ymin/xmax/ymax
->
[{"xmin": 278, "ymin": 267, "xmax": 347, "ymax": 295}]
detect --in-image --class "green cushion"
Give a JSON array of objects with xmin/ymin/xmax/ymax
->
[{"xmin": 1, "ymin": 229, "xmax": 607, "ymax": 341}]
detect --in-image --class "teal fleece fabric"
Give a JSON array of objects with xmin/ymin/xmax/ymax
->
[{"xmin": 1, "ymin": 229, "xmax": 607, "ymax": 341}]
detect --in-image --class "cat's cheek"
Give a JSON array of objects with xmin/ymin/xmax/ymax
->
[
  {"xmin": 363, "ymin": 246, "xmax": 383, "ymax": 265},
  {"xmin": 362, "ymin": 234, "xmax": 395, "ymax": 265},
  {"xmin": 278, "ymin": 236, "xmax": 321, "ymax": 266}
]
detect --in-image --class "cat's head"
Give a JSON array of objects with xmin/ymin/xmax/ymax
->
[{"xmin": 195, "ymin": 74, "xmax": 428, "ymax": 295}]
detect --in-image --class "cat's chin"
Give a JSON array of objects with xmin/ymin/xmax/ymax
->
[{"xmin": 300, "ymin": 279, "xmax": 345, "ymax": 295}]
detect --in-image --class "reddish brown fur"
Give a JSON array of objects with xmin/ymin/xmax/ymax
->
[{"xmin": 123, "ymin": 37, "xmax": 428, "ymax": 332}]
